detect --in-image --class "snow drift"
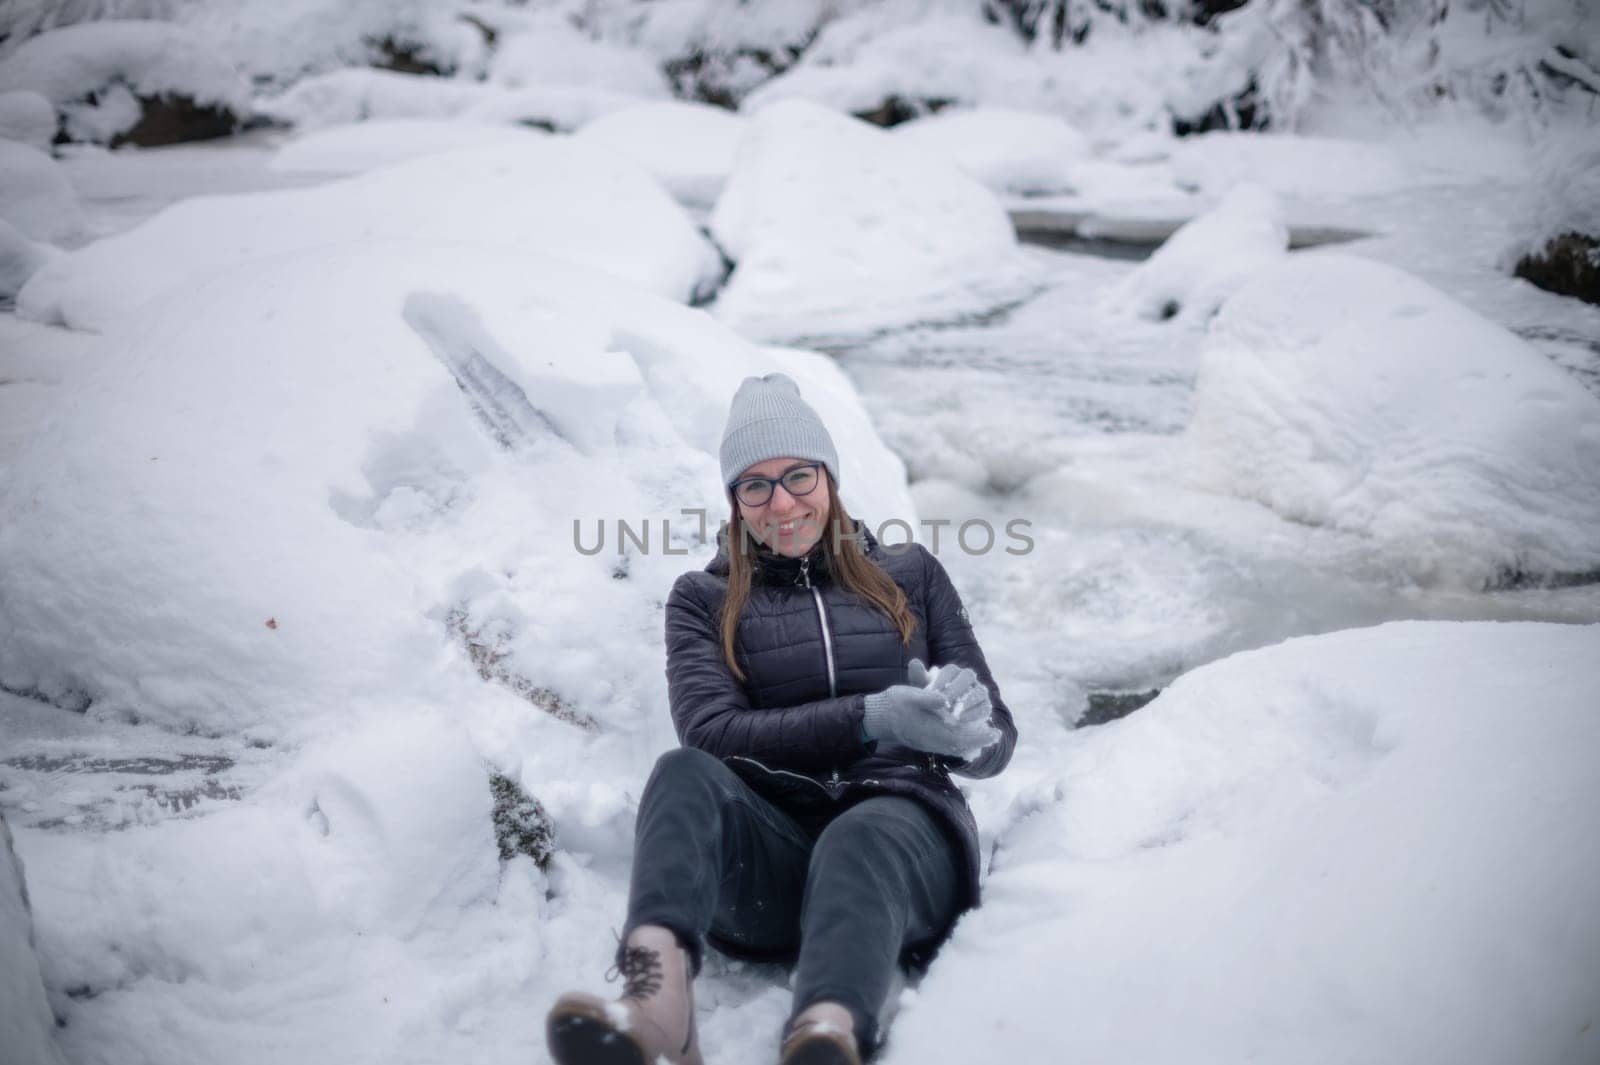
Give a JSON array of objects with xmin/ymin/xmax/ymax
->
[
  {"xmin": 1103, "ymin": 183, "xmax": 1288, "ymax": 324},
  {"xmin": 889, "ymin": 620, "xmax": 1600, "ymax": 1065},
  {"xmin": 18, "ymin": 137, "xmax": 726, "ymax": 330},
  {"xmin": 709, "ymin": 99, "xmax": 1032, "ymax": 341},
  {"xmin": 1183, "ymin": 253, "xmax": 1600, "ymax": 586}
]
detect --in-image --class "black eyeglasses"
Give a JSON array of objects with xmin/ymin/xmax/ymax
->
[{"xmin": 729, "ymin": 463, "xmax": 824, "ymax": 507}]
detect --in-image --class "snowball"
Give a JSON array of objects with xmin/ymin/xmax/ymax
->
[
  {"xmin": 270, "ymin": 118, "xmax": 545, "ymax": 175},
  {"xmin": 1103, "ymin": 183, "xmax": 1287, "ymax": 323},
  {"xmin": 709, "ymin": 99, "xmax": 1030, "ymax": 341},
  {"xmin": 892, "ymin": 107, "xmax": 1091, "ymax": 196},
  {"xmin": 1183, "ymin": 253, "xmax": 1600, "ymax": 585},
  {"xmin": 19, "ymin": 137, "xmax": 725, "ymax": 330},
  {"xmin": 0, "ymin": 90, "xmax": 55, "ymax": 149},
  {"xmin": 892, "ymin": 620, "xmax": 1600, "ymax": 1065},
  {"xmin": 0, "ymin": 20, "xmax": 250, "ymax": 144},
  {"xmin": 0, "ymin": 140, "xmax": 83, "ymax": 244},
  {"xmin": 0, "ymin": 818, "xmax": 67, "ymax": 1065},
  {"xmin": 576, "ymin": 101, "xmax": 749, "ymax": 207}
]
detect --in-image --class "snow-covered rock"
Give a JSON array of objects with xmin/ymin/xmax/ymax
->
[
  {"xmin": 892, "ymin": 107, "xmax": 1090, "ymax": 197},
  {"xmin": 0, "ymin": 21, "xmax": 250, "ymax": 145},
  {"xmin": 19, "ymin": 138, "xmax": 726, "ymax": 330},
  {"xmin": 0, "ymin": 140, "xmax": 83, "ymax": 244},
  {"xmin": 0, "ymin": 816, "xmax": 66, "ymax": 1065},
  {"xmin": 181, "ymin": 0, "xmax": 490, "ymax": 87},
  {"xmin": 0, "ymin": 238, "xmax": 911, "ymax": 739},
  {"xmin": 742, "ymin": 11, "xmax": 1028, "ymax": 121},
  {"xmin": 576, "ymin": 101, "xmax": 749, "ymax": 207},
  {"xmin": 890, "ymin": 620, "xmax": 1600, "ymax": 1065},
  {"xmin": 270, "ymin": 118, "xmax": 544, "ymax": 175},
  {"xmin": 1183, "ymin": 253, "xmax": 1600, "ymax": 586},
  {"xmin": 0, "ymin": 89, "xmax": 55, "ymax": 149},
  {"xmin": 709, "ymin": 99, "xmax": 1030, "ymax": 341},
  {"xmin": 1104, "ymin": 183, "xmax": 1287, "ymax": 323}
]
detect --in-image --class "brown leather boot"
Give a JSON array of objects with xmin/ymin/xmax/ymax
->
[
  {"xmin": 779, "ymin": 1000, "xmax": 861, "ymax": 1065},
  {"xmin": 546, "ymin": 925, "xmax": 703, "ymax": 1065}
]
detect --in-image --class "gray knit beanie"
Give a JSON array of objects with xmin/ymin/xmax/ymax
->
[{"xmin": 719, "ymin": 372, "xmax": 840, "ymax": 493}]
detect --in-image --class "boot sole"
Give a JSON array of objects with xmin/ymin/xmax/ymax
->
[{"xmin": 546, "ymin": 1000, "xmax": 649, "ymax": 1065}]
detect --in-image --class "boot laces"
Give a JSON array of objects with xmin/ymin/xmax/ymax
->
[{"xmin": 606, "ymin": 944, "xmax": 665, "ymax": 1001}]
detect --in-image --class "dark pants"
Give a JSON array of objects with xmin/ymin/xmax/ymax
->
[{"xmin": 623, "ymin": 747, "xmax": 963, "ymax": 1053}]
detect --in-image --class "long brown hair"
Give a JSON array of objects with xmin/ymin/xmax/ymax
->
[{"xmin": 719, "ymin": 475, "xmax": 917, "ymax": 684}]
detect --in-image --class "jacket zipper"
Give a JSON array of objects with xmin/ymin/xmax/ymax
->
[
  {"xmin": 727, "ymin": 755, "xmax": 833, "ymax": 797},
  {"xmin": 798, "ymin": 556, "xmax": 838, "ymax": 698}
]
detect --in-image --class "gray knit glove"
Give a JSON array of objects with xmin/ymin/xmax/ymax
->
[{"xmin": 863, "ymin": 658, "xmax": 998, "ymax": 757}]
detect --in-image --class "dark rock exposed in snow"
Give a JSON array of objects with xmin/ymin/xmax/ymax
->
[
  {"xmin": 1515, "ymin": 232, "xmax": 1600, "ymax": 306},
  {"xmin": 489, "ymin": 771, "xmax": 555, "ymax": 869}
]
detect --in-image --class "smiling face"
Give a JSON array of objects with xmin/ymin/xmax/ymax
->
[{"xmin": 733, "ymin": 456, "xmax": 833, "ymax": 558}]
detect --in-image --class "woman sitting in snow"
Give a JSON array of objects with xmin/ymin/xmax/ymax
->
[{"xmin": 546, "ymin": 372, "xmax": 1018, "ymax": 1065}]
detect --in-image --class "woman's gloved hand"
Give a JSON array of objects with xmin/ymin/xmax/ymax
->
[
  {"xmin": 863, "ymin": 658, "xmax": 998, "ymax": 757},
  {"xmin": 914, "ymin": 661, "xmax": 990, "ymax": 720}
]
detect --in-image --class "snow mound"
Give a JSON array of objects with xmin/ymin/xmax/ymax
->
[
  {"xmin": 892, "ymin": 107, "xmax": 1091, "ymax": 196},
  {"xmin": 270, "ymin": 118, "xmax": 544, "ymax": 175},
  {"xmin": 1, "ymin": 817, "xmax": 65, "ymax": 1065},
  {"xmin": 1183, "ymin": 253, "xmax": 1600, "ymax": 586},
  {"xmin": 743, "ymin": 11, "xmax": 1028, "ymax": 118},
  {"xmin": 0, "ymin": 239, "xmax": 911, "ymax": 739},
  {"xmin": 0, "ymin": 141, "xmax": 83, "ymax": 244},
  {"xmin": 264, "ymin": 711, "xmax": 501, "ymax": 936},
  {"xmin": 19, "ymin": 708, "xmax": 527, "ymax": 1064},
  {"xmin": 180, "ymin": 0, "xmax": 490, "ymax": 88},
  {"xmin": 19, "ymin": 138, "xmax": 726, "ymax": 330},
  {"xmin": 576, "ymin": 101, "xmax": 749, "ymax": 208},
  {"xmin": 891, "ymin": 620, "xmax": 1600, "ymax": 1065},
  {"xmin": 0, "ymin": 89, "xmax": 54, "ymax": 149},
  {"xmin": 1104, "ymin": 183, "xmax": 1287, "ymax": 323},
  {"xmin": 709, "ymin": 99, "xmax": 1030, "ymax": 341},
  {"xmin": 0, "ymin": 20, "xmax": 250, "ymax": 144}
]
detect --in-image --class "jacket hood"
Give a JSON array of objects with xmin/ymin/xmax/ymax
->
[{"xmin": 706, "ymin": 518, "xmax": 879, "ymax": 583}]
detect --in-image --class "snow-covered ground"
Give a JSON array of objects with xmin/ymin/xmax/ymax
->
[{"xmin": 2, "ymin": 7, "xmax": 1599, "ymax": 1065}]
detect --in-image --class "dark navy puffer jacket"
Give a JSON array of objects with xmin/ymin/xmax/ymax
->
[{"xmin": 663, "ymin": 519, "xmax": 1018, "ymax": 915}]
